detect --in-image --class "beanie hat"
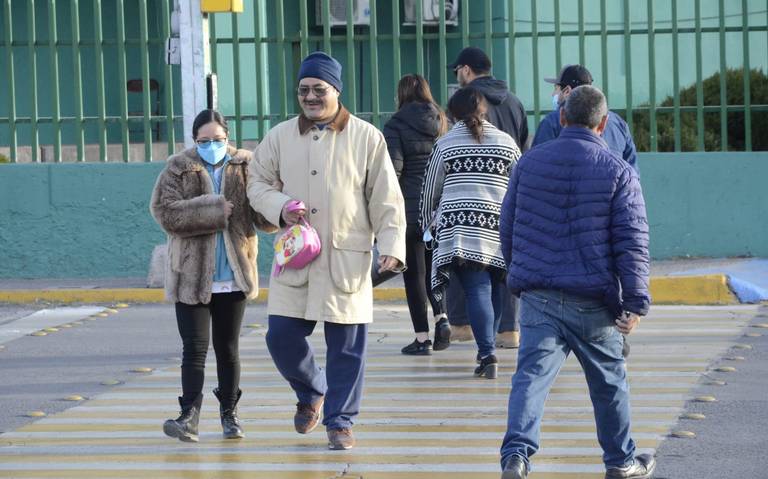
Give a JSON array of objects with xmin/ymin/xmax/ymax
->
[{"xmin": 298, "ymin": 52, "xmax": 343, "ymax": 92}]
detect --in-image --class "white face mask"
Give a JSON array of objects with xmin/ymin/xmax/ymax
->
[{"xmin": 551, "ymin": 93, "xmax": 561, "ymax": 111}]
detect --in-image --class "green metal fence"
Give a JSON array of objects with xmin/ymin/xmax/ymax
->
[
  {"xmin": 1, "ymin": 0, "xmax": 767, "ymax": 163},
  {"xmin": 0, "ymin": 0, "xmax": 181, "ymax": 163}
]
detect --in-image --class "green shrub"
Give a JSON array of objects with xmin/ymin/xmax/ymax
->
[
  {"xmin": 631, "ymin": 67, "xmax": 768, "ymax": 152},
  {"xmin": 0, "ymin": 153, "xmax": 10, "ymax": 163}
]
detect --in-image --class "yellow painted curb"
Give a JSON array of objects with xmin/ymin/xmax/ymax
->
[
  {"xmin": 0, "ymin": 275, "xmax": 738, "ymax": 305},
  {"xmin": 649, "ymin": 274, "xmax": 737, "ymax": 305}
]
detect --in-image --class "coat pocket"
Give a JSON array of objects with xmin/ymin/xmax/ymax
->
[{"xmin": 330, "ymin": 231, "xmax": 373, "ymax": 294}]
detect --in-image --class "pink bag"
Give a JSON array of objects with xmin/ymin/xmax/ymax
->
[{"xmin": 273, "ymin": 200, "xmax": 322, "ymax": 276}]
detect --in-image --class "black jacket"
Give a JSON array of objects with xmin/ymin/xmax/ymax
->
[
  {"xmin": 468, "ymin": 76, "xmax": 529, "ymax": 151},
  {"xmin": 383, "ymin": 102, "xmax": 443, "ymax": 224}
]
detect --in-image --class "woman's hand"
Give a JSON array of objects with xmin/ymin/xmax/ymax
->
[{"xmin": 223, "ymin": 201, "xmax": 234, "ymax": 218}]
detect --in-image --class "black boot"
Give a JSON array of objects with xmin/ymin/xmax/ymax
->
[
  {"xmin": 213, "ymin": 388, "xmax": 244, "ymax": 439},
  {"xmin": 163, "ymin": 394, "xmax": 202, "ymax": 442}
]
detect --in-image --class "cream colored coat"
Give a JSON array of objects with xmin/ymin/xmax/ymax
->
[{"xmin": 247, "ymin": 112, "xmax": 406, "ymax": 324}]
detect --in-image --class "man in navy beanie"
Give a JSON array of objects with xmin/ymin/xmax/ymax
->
[{"xmin": 247, "ymin": 51, "xmax": 406, "ymax": 451}]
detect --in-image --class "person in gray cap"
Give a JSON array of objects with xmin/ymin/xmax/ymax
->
[
  {"xmin": 533, "ymin": 64, "xmax": 638, "ymax": 171},
  {"xmin": 247, "ymin": 51, "xmax": 406, "ymax": 451}
]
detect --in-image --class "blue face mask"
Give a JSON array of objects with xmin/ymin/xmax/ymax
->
[
  {"xmin": 196, "ymin": 140, "xmax": 228, "ymax": 165},
  {"xmin": 551, "ymin": 93, "xmax": 561, "ymax": 111}
]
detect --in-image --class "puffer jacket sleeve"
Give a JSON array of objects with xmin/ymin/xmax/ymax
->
[
  {"xmin": 499, "ymin": 159, "xmax": 521, "ymax": 268},
  {"xmin": 247, "ymin": 131, "xmax": 293, "ymax": 228},
  {"xmin": 383, "ymin": 120, "xmax": 404, "ymax": 178},
  {"xmin": 150, "ymin": 167, "xmax": 228, "ymax": 238},
  {"xmin": 610, "ymin": 167, "xmax": 651, "ymax": 315},
  {"xmin": 365, "ymin": 130, "xmax": 407, "ymax": 264}
]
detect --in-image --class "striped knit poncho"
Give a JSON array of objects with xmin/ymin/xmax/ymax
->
[{"xmin": 419, "ymin": 120, "xmax": 521, "ymax": 298}]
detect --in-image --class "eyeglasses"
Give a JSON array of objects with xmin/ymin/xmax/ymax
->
[
  {"xmin": 297, "ymin": 85, "xmax": 331, "ymax": 97},
  {"xmin": 452, "ymin": 65, "xmax": 463, "ymax": 76},
  {"xmin": 195, "ymin": 138, "xmax": 227, "ymax": 146}
]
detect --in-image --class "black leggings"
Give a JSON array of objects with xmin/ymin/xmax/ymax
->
[
  {"xmin": 175, "ymin": 291, "xmax": 246, "ymax": 408},
  {"xmin": 403, "ymin": 223, "xmax": 446, "ymax": 333}
]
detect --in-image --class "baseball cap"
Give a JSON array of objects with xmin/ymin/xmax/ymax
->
[
  {"xmin": 544, "ymin": 64, "xmax": 593, "ymax": 88},
  {"xmin": 448, "ymin": 46, "xmax": 492, "ymax": 72}
]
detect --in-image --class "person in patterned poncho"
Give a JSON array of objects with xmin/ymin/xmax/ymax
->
[{"xmin": 419, "ymin": 87, "xmax": 521, "ymax": 378}]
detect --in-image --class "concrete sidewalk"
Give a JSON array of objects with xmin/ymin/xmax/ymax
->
[{"xmin": 0, "ymin": 258, "xmax": 765, "ymax": 305}]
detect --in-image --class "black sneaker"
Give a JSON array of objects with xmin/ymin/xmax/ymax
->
[
  {"xmin": 433, "ymin": 318, "xmax": 451, "ymax": 351},
  {"xmin": 501, "ymin": 455, "xmax": 528, "ymax": 479},
  {"xmin": 474, "ymin": 354, "xmax": 498, "ymax": 379},
  {"xmin": 401, "ymin": 339, "xmax": 433, "ymax": 355}
]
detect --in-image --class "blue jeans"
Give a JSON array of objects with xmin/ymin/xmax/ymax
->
[
  {"xmin": 500, "ymin": 289, "xmax": 635, "ymax": 470},
  {"xmin": 447, "ymin": 278, "xmax": 518, "ymax": 332},
  {"xmin": 454, "ymin": 267, "xmax": 504, "ymax": 358},
  {"xmin": 265, "ymin": 315, "xmax": 368, "ymax": 430}
]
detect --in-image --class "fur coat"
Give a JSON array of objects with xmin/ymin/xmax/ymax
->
[{"xmin": 150, "ymin": 146, "xmax": 277, "ymax": 305}]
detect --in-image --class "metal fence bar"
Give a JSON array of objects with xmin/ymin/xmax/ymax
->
[
  {"xmin": 554, "ymin": 0, "xmax": 561, "ymax": 71},
  {"xmin": 209, "ymin": 16, "xmax": 218, "ymax": 76},
  {"xmin": 623, "ymin": 0, "xmax": 632, "ymax": 133},
  {"xmin": 3, "ymin": 0, "xmax": 17, "ymax": 162},
  {"xmin": 138, "ymin": 0, "xmax": 152, "ymax": 161},
  {"xmin": 461, "ymin": 0, "xmax": 469, "ymax": 47},
  {"xmin": 483, "ymin": 0, "xmax": 491, "ymax": 54},
  {"xmin": 92, "ymin": 0, "xmax": 106, "ymax": 161},
  {"xmin": 531, "ymin": 0, "xmax": 540, "ymax": 125},
  {"xmin": 672, "ymin": 0, "xmax": 681, "ymax": 150},
  {"xmin": 48, "ymin": 0, "xmax": 61, "ymax": 162},
  {"xmin": 600, "ymin": 0, "xmax": 608, "ymax": 104},
  {"xmin": 299, "ymin": 0, "xmax": 308, "ymax": 58},
  {"xmin": 577, "ymin": 0, "xmax": 584, "ymax": 65},
  {"xmin": 391, "ymin": 0, "xmax": 400, "ymax": 86},
  {"xmin": 70, "ymin": 0, "xmax": 84, "ymax": 162},
  {"xmin": 116, "ymin": 0, "xmax": 129, "ymax": 161},
  {"xmin": 718, "ymin": 0, "xmax": 727, "ymax": 151},
  {"xmin": 161, "ymin": 0, "xmax": 174, "ymax": 155},
  {"xmin": 507, "ymin": 0, "xmax": 515, "ymax": 92},
  {"xmin": 647, "ymin": 0, "xmax": 656, "ymax": 151},
  {"xmin": 742, "ymin": 0, "xmax": 752, "ymax": 151},
  {"xmin": 321, "ymin": 0, "xmax": 330, "ymax": 53},
  {"xmin": 415, "ymin": 0, "xmax": 423, "ymax": 76},
  {"xmin": 369, "ymin": 0, "xmax": 380, "ymax": 127},
  {"xmin": 275, "ymin": 0, "xmax": 287, "ymax": 121},
  {"xmin": 439, "ymin": 0, "xmax": 448, "ymax": 107},
  {"xmin": 26, "ymin": 0, "xmax": 39, "ymax": 162},
  {"xmin": 231, "ymin": 11, "xmax": 242, "ymax": 148},
  {"xmin": 253, "ymin": 2, "xmax": 264, "ymax": 137},
  {"xmin": 346, "ymin": 0, "xmax": 357, "ymax": 112},
  {"xmin": 695, "ymin": 0, "xmax": 704, "ymax": 151}
]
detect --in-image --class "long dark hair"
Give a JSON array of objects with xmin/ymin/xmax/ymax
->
[
  {"xmin": 448, "ymin": 87, "xmax": 487, "ymax": 143},
  {"xmin": 192, "ymin": 109, "xmax": 229, "ymax": 140},
  {"xmin": 396, "ymin": 74, "xmax": 448, "ymax": 135}
]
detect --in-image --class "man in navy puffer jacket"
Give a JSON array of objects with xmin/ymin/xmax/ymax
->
[{"xmin": 498, "ymin": 85, "xmax": 654, "ymax": 479}]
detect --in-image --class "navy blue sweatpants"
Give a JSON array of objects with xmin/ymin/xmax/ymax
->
[{"xmin": 265, "ymin": 315, "xmax": 368, "ymax": 430}]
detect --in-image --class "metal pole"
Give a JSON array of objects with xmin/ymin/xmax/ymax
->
[{"xmin": 179, "ymin": 0, "xmax": 210, "ymax": 148}]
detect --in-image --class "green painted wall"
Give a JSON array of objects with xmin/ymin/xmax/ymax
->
[
  {"xmin": 0, "ymin": 162, "xmax": 273, "ymax": 279},
  {"xmin": 1, "ymin": 153, "xmax": 766, "ymax": 279}
]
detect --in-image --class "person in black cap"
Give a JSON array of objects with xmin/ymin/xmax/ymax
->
[
  {"xmin": 532, "ymin": 64, "xmax": 638, "ymax": 171},
  {"xmin": 445, "ymin": 46, "xmax": 527, "ymax": 351},
  {"xmin": 449, "ymin": 46, "xmax": 529, "ymax": 151}
]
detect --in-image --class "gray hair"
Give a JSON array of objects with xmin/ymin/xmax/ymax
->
[{"xmin": 563, "ymin": 85, "xmax": 608, "ymax": 129}]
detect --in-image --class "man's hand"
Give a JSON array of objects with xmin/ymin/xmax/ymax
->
[
  {"xmin": 223, "ymin": 201, "xmax": 234, "ymax": 218},
  {"xmin": 377, "ymin": 255, "xmax": 403, "ymax": 274},
  {"xmin": 281, "ymin": 201, "xmax": 305, "ymax": 225},
  {"xmin": 615, "ymin": 312, "xmax": 640, "ymax": 334}
]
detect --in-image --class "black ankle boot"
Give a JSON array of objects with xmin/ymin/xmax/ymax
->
[
  {"xmin": 163, "ymin": 394, "xmax": 202, "ymax": 442},
  {"xmin": 474, "ymin": 354, "xmax": 498, "ymax": 379},
  {"xmin": 213, "ymin": 388, "xmax": 244, "ymax": 439}
]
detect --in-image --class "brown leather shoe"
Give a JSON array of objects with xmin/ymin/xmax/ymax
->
[
  {"xmin": 451, "ymin": 324, "xmax": 474, "ymax": 342},
  {"xmin": 327, "ymin": 428, "xmax": 355, "ymax": 450},
  {"xmin": 496, "ymin": 331, "xmax": 520, "ymax": 349},
  {"xmin": 294, "ymin": 398, "xmax": 323, "ymax": 434}
]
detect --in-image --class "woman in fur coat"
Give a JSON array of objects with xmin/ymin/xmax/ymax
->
[{"xmin": 150, "ymin": 109, "xmax": 276, "ymax": 442}]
